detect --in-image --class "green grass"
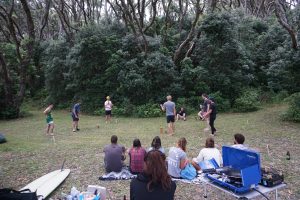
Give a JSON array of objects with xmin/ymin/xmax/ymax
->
[{"xmin": 0, "ymin": 104, "xmax": 300, "ymax": 199}]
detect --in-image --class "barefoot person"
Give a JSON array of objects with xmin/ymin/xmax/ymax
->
[
  {"xmin": 71, "ymin": 101, "xmax": 81, "ymax": 132},
  {"xmin": 44, "ymin": 104, "xmax": 54, "ymax": 135},
  {"xmin": 160, "ymin": 95, "xmax": 176, "ymax": 135},
  {"xmin": 104, "ymin": 96, "xmax": 113, "ymax": 123}
]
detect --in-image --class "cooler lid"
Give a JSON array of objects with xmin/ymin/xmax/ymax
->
[{"xmin": 222, "ymin": 146, "xmax": 261, "ymax": 170}]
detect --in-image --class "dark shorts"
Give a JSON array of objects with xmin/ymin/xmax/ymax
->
[
  {"xmin": 105, "ymin": 110, "xmax": 112, "ymax": 116},
  {"xmin": 72, "ymin": 114, "xmax": 79, "ymax": 121},
  {"xmin": 166, "ymin": 115, "xmax": 175, "ymax": 123}
]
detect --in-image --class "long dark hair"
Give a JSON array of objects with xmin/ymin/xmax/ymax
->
[
  {"xmin": 144, "ymin": 150, "xmax": 171, "ymax": 192},
  {"xmin": 151, "ymin": 136, "xmax": 162, "ymax": 150}
]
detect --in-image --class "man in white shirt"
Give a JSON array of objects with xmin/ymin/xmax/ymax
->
[{"xmin": 232, "ymin": 133, "xmax": 248, "ymax": 150}]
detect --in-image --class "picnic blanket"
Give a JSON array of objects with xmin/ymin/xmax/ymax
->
[
  {"xmin": 99, "ymin": 168, "xmax": 136, "ymax": 180},
  {"xmin": 172, "ymin": 174, "xmax": 205, "ymax": 185}
]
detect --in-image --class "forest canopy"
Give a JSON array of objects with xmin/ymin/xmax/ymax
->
[{"xmin": 0, "ymin": 0, "xmax": 299, "ymax": 120}]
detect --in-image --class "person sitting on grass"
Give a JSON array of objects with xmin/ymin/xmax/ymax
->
[
  {"xmin": 148, "ymin": 136, "xmax": 165, "ymax": 154},
  {"xmin": 103, "ymin": 135, "xmax": 126, "ymax": 173},
  {"xmin": 176, "ymin": 107, "xmax": 186, "ymax": 121},
  {"xmin": 191, "ymin": 137, "xmax": 222, "ymax": 171},
  {"xmin": 44, "ymin": 104, "xmax": 54, "ymax": 136},
  {"xmin": 129, "ymin": 139, "xmax": 147, "ymax": 174},
  {"xmin": 232, "ymin": 133, "xmax": 248, "ymax": 150},
  {"xmin": 130, "ymin": 150, "xmax": 176, "ymax": 200},
  {"xmin": 167, "ymin": 137, "xmax": 189, "ymax": 178}
]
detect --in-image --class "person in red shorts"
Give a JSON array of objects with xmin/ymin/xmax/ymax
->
[{"xmin": 128, "ymin": 139, "xmax": 147, "ymax": 174}]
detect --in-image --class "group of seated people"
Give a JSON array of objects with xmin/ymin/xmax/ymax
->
[{"xmin": 103, "ymin": 133, "xmax": 246, "ymax": 200}]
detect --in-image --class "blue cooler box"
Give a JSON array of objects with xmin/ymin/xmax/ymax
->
[{"xmin": 206, "ymin": 146, "xmax": 261, "ymax": 193}]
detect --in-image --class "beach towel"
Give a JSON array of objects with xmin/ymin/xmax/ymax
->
[{"xmin": 99, "ymin": 168, "xmax": 136, "ymax": 180}]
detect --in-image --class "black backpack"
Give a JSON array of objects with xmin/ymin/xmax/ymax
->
[
  {"xmin": 0, "ymin": 189, "xmax": 38, "ymax": 200},
  {"xmin": 0, "ymin": 133, "xmax": 7, "ymax": 144}
]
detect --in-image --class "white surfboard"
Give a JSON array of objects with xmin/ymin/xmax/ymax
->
[{"xmin": 21, "ymin": 169, "xmax": 70, "ymax": 199}]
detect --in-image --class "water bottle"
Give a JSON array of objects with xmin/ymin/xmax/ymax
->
[{"xmin": 286, "ymin": 151, "xmax": 290, "ymax": 160}]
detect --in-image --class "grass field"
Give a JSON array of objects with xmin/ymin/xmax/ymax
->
[{"xmin": 0, "ymin": 104, "xmax": 300, "ymax": 199}]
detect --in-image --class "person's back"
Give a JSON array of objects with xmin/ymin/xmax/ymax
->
[
  {"xmin": 104, "ymin": 135, "xmax": 125, "ymax": 173},
  {"xmin": 130, "ymin": 173, "xmax": 176, "ymax": 200},
  {"xmin": 129, "ymin": 147, "xmax": 146, "ymax": 174},
  {"xmin": 164, "ymin": 101, "xmax": 175, "ymax": 116},
  {"xmin": 167, "ymin": 146, "xmax": 186, "ymax": 178},
  {"xmin": 194, "ymin": 147, "xmax": 222, "ymax": 167},
  {"xmin": 130, "ymin": 150, "xmax": 176, "ymax": 200},
  {"xmin": 104, "ymin": 144, "xmax": 124, "ymax": 172}
]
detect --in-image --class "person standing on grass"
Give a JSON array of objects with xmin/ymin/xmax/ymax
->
[
  {"xmin": 104, "ymin": 96, "xmax": 113, "ymax": 123},
  {"xmin": 203, "ymin": 98, "xmax": 217, "ymax": 136},
  {"xmin": 160, "ymin": 95, "xmax": 176, "ymax": 135},
  {"xmin": 44, "ymin": 104, "xmax": 54, "ymax": 135},
  {"xmin": 201, "ymin": 93, "xmax": 211, "ymax": 131},
  {"xmin": 71, "ymin": 101, "xmax": 81, "ymax": 132}
]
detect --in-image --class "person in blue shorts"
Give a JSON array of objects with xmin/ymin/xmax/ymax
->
[
  {"xmin": 44, "ymin": 104, "xmax": 54, "ymax": 135},
  {"xmin": 160, "ymin": 95, "xmax": 176, "ymax": 136},
  {"xmin": 72, "ymin": 101, "xmax": 81, "ymax": 132}
]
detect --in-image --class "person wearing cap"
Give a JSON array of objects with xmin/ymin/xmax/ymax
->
[{"xmin": 104, "ymin": 96, "xmax": 113, "ymax": 123}]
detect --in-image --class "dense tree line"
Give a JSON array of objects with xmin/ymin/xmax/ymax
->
[{"xmin": 0, "ymin": 0, "xmax": 299, "ymax": 120}]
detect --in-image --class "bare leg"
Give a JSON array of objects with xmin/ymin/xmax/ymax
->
[
  {"xmin": 50, "ymin": 124, "xmax": 54, "ymax": 135},
  {"xmin": 46, "ymin": 125, "xmax": 50, "ymax": 135}
]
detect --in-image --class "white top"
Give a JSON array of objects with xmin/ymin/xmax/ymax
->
[
  {"xmin": 104, "ymin": 100, "xmax": 113, "ymax": 111},
  {"xmin": 193, "ymin": 147, "xmax": 223, "ymax": 167},
  {"xmin": 232, "ymin": 144, "xmax": 248, "ymax": 150}
]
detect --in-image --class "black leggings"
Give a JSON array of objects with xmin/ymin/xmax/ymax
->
[{"xmin": 209, "ymin": 116, "xmax": 216, "ymax": 135}]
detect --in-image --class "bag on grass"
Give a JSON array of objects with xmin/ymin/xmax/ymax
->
[
  {"xmin": 0, "ymin": 188, "xmax": 38, "ymax": 200},
  {"xmin": 180, "ymin": 163, "xmax": 197, "ymax": 180},
  {"xmin": 0, "ymin": 133, "xmax": 7, "ymax": 144}
]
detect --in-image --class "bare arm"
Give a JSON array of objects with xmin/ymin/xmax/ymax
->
[{"xmin": 179, "ymin": 158, "xmax": 189, "ymax": 169}]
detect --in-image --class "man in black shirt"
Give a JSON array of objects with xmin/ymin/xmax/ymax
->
[{"xmin": 203, "ymin": 98, "xmax": 217, "ymax": 135}]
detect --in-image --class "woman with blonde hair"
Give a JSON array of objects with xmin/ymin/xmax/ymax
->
[
  {"xmin": 104, "ymin": 96, "xmax": 113, "ymax": 123},
  {"xmin": 167, "ymin": 137, "xmax": 189, "ymax": 178}
]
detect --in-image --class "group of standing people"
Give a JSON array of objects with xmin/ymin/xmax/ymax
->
[
  {"xmin": 43, "ymin": 96, "xmax": 114, "ymax": 135},
  {"xmin": 160, "ymin": 93, "xmax": 217, "ymax": 137},
  {"xmin": 43, "ymin": 93, "xmax": 216, "ymax": 136}
]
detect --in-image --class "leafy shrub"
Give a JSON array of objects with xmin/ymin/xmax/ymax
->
[
  {"xmin": 233, "ymin": 88, "xmax": 260, "ymax": 112},
  {"xmin": 281, "ymin": 93, "xmax": 300, "ymax": 122},
  {"xmin": 272, "ymin": 90, "xmax": 289, "ymax": 103},
  {"xmin": 136, "ymin": 104, "xmax": 163, "ymax": 118},
  {"xmin": 209, "ymin": 91, "xmax": 231, "ymax": 112}
]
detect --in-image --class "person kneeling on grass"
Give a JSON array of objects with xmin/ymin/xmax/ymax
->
[
  {"xmin": 167, "ymin": 137, "xmax": 189, "ymax": 178},
  {"xmin": 128, "ymin": 139, "xmax": 147, "ymax": 174},
  {"xmin": 176, "ymin": 107, "xmax": 186, "ymax": 121},
  {"xmin": 191, "ymin": 137, "xmax": 222, "ymax": 171},
  {"xmin": 103, "ymin": 135, "xmax": 126, "ymax": 173},
  {"xmin": 130, "ymin": 150, "xmax": 176, "ymax": 200}
]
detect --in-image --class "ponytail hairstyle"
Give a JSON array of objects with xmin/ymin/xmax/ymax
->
[{"xmin": 177, "ymin": 137, "xmax": 187, "ymax": 152}]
